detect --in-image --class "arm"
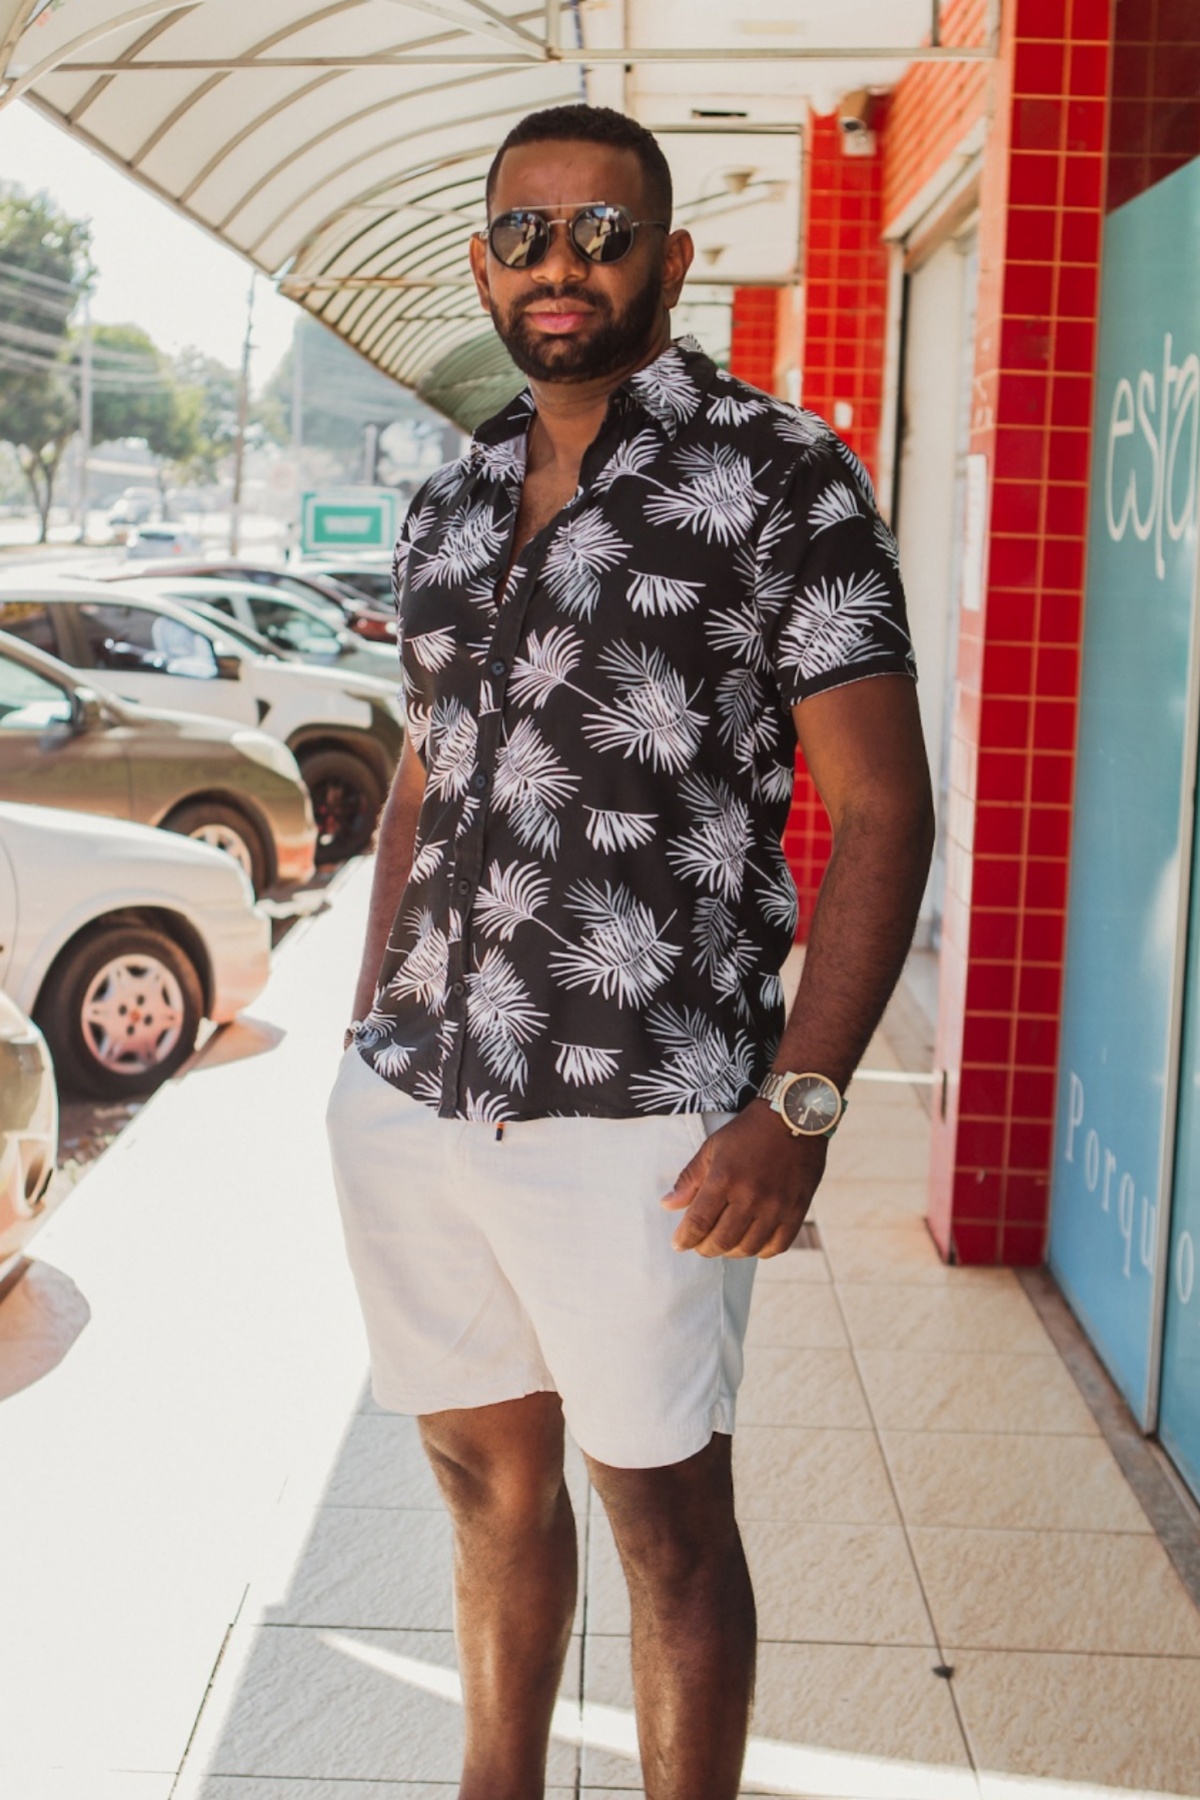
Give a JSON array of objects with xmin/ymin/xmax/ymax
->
[
  {"xmin": 665, "ymin": 673, "xmax": 934, "ymax": 1258},
  {"xmin": 348, "ymin": 735, "xmax": 428, "ymax": 1026}
]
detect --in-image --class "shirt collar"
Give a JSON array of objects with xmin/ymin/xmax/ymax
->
[{"xmin": 470, "ymin": 335, "xmax": 717, "ymax": 464}]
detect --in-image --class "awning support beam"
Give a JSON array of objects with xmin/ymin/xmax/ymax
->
[{"xmin": 43, "ymin": 45, "xmax": 992, "ymax": 73}]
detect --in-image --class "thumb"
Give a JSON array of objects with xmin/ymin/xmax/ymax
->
[{"xmin": 660, "ymin": 1139, "xmax": 711, "ymax": 1211}]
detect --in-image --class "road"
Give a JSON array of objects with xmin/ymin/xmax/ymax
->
[{"xmin": 0, "ymin": 857, "xmax": 374, "ymax": 1799}]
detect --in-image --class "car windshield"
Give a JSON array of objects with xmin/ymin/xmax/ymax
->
[
  {"xmin": 247, "ymin": 594, "xmax": 342, "ymax": 654},
  {"xmin": 0, "ymin": 655, "xmax": 73, "ymax": 730},
  {"xmin": 177, "ymin": 602, "xmax": 282, "ymax": 659},
  {"xmin": 271, "ymin": 578, "xmax": 347, "ymax": 623}
]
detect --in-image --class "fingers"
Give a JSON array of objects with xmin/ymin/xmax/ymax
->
[{"xmin": 659, "ymin": 1139, "xmax": 712, "ymax": 1212}]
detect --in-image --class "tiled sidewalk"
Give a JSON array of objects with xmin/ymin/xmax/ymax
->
[{"xmin": 175, "ymin": 987, "xmax": 1200, "ymax": 1800}]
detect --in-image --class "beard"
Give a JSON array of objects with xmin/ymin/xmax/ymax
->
[{"xmin": 489, "ymin": 266, "xmax": 664, "ymax": 382}]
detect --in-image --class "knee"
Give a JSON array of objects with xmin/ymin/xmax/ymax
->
[
  {"xmin": 592, "ymin": 1446, "xmax": 741, "ymax": 1602},
  {"xmin": 421, "ymin": 1432, "xmax": 567, "ymax": 1538}
]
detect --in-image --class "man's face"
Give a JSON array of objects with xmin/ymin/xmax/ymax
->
[{"xmin": 470, "ymin": 140, "xmax": 691, "ymax": 384}]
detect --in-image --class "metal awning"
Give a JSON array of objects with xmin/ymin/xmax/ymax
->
[{"xmin": 0, "ymin": 1, "xmax": 987, "ymax": 428}]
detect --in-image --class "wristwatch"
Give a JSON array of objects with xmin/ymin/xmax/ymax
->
[
  {"xmin": 757, "ymin": 1070, "xmax": 846, "ymax": 1138},
  {"xmin": 344, "ymin": 1021, "xmax": 363, "ymax": 1051}
]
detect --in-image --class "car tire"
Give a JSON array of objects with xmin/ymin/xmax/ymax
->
[
  {"xmin": 161, "ymin": 801, "xmax": 267, "ymax": 895},
  {"xmin": 35, "ymin": 925, "xmax": 204, "ymax": 1100},
  {"xmin": 297, "ymin": 747, "xmax": 383, "ymax": 863}
]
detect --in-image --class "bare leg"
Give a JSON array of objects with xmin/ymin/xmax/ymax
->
[
  {"xmin": 419, "ymin": 1392, "xmax": 576, "ymax": 1800},
  {"xmin": 587, "ymin": 1433, "xmax": 755, "ymax": 1800}
]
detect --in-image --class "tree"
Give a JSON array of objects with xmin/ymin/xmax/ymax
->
[
  {"xmin": 0, "ymin": 185, "xmax": 92, "ymax": 541},
  {"xmin": 262, "ymin": 312, "xmax": 459, "ymax": 482},
  {"xmin": 87, "ymin": 323, "xmax": 200, "ymax": 502},
  {"xmin": 171, "ymin": 346, "xmax": 240, "ymax": 483}
]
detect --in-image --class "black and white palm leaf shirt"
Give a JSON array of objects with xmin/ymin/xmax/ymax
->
[{"xmin": 355, "ymin": 337, "xmax": 916, "ymax": 1122}]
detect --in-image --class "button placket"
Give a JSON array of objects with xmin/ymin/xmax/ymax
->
[{"xmin": 437, "ymin": 533, "xmax": 565, "ymax": 1116}]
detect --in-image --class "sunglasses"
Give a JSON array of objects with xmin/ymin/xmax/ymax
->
[{"xmin": 484, "ymin": 203, "xmax": 668, "ymax": 269}]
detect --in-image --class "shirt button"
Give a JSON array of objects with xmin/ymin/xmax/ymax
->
[
  {"xmin": 472, "ymin": 771, "xmax": 488, "ymax": 792},
  {"xmin": 451, "ymin": 980, "xmax": 465, "ymax": 997},
  {"xmin": 456, "ymin": 878, "xmax": 471, "ymax": 895},
  {"xmin": 490, "ymin": 658, "xmax": 506, "ymax": 676}
]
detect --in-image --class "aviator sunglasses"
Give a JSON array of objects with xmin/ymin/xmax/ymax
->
[{"xmin": 484, "ymin": 202, "xmax": 668, "ymax": 269}]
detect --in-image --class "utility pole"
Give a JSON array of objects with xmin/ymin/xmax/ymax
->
[
  {"xmin": 363, "ymin": 421, "xmax": 379, "ymax": 486},
  {"xmin": 289, "ymin": 316, "xmax": 304, "ymax": 558},
  {"xmin": 76, "ymin": 290, "xmax": 93, "ymax": 541},
  {"xmin": 229, "ymin": 273, "xmax": 256, "ymax": 557}
]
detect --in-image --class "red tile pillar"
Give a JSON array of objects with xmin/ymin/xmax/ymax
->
[
  {"xmin": 778, "ymin": 110, "xmax": 891, "ymax": 938},
  {"xmin": 930, "ymin": 0, "xmax": 1112, "ymax": 1264}
]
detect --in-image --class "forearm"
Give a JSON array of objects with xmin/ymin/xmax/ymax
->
[
  {"xmin": 350, "ymin": 745, "xmax": 426, "ymax": 1021},
  {"xmin": 771, "ymin": 795, "xmax": 934, "ymax": 1092}
]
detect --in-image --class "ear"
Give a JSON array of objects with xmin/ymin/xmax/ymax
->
[
  {"xmin": 468, "ymin": 231, "xmax": 492, "ymax": 315},
  {"xmin": 661, "ymin": 228, "xmax": 695, "ymax": 311}
]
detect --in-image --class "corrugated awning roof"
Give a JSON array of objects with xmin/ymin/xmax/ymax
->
[{"xmin": 0, "ymin": 1, "xmax": 988, "ymax": 428}]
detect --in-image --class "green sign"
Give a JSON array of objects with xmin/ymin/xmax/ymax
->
[{"xmin": 301, "ymin": 488, "xmax": 398, "ymax": 553}]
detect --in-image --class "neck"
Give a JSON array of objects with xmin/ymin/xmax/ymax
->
[{"xmin": 525, "ymin": 315, "xmax": 672, "ymax": 467}]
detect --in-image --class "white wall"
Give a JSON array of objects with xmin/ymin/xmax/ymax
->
[{"xmin": 894, "ymin": 231, "xmax": 978, "ymax": 944}]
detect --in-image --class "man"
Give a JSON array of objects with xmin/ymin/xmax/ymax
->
[{"xmin": 327, "ymin": 103, "xmax": 933, "ymax": 1800}]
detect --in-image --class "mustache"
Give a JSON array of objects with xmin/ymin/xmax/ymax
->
[{"xmin": 512, "ymin": 286, "xmax": 611, "ymax": 317}]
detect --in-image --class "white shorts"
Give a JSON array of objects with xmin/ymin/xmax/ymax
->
[{"xmin": 326, "ymin": 1048, "xmax": 757, "ymax": 1469}]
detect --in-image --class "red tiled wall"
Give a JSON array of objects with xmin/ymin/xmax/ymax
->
[
  {"xmin": 767, "ymin": 112, "xmax": 893, "ymax": 939},
  {"xmin": 928, "ymin": 0, "xmax": 1111, "ymax": 1265},
  {"xmin": 884, "ymin": 0, "xmax": 991, "ymax": 225},
  {"xmin": 729, "ymin": 284, "xmax": 822, "ymax": 941},
  {"xmin": 800, "ymin": 110, "xmax": 890, "ymax": 482},
  {"xmin": 728, "ymin": 286, "xmax": 780, "ymax": 394}
]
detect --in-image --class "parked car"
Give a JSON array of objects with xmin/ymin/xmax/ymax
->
[
  {"xmin": 0, "ymin": 801, "xmax": 270, "ymax": 1098},
  {"xmin": 109, "ymin": 558, "xmax": 398, "ymax": 643},
  {"xmin": 107, "ymin": 486, "xmax": 159, "ymax": 533},
  {"xmin": 0, "ymin": 630, "xmax": 316, "ymax": 896},
  {"xmin": 0, "ymin": 586, "xmax": 404, "ymax": 862},
  {"xmin": 124, "ymin": 524, "xmax": 203, "ymax": 560},
  {"xmin": 112, "ymin": 573, "xmax": 396, "ymax": 679},
  {"xmin": 296, "ymin": 555, "xmax": 395, "ymax": 607},
  {"xmin": 0, "ymin": 990, "xmax": 59, "ymax": 1285}
]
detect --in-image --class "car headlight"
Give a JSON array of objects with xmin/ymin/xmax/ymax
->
[{"xmin": 232, "ymin": 731, "xmax": 303, "ymax": 782}]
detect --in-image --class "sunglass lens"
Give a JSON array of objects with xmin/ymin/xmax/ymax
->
[
  {"xmin": 490, "ymin": 211, "xmax": 548, "ymax": 267},
  {"xmin": 572, "ymin": 205, "xmax": 634, "ymax": 263}
]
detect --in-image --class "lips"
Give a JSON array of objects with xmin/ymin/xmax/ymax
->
[{"xmin": 523, "ymin": 304, "xmax": 595, "ymax": 334}]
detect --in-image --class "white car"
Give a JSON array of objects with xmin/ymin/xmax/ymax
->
[
  {"xmin": 0, "ymin": 802, "xmax": 270, "ymax": 1099},
  {"xmin": 0, "ymin": 584, "xmax": 405, "ymax": 863},
  {"xmin": 113, "ymin": 572, "xmax": 396, "ymax": 680},
  {"xmin": 123, "ymin": 524, "xmax": 203, "ymax": 559},
  {"xmin": 0, "ymin": 990, "xmax": 58, "ymax": 1286}
]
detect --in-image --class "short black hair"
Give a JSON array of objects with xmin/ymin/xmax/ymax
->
[{"xmin": 485, "ymin": 104, "xmax": 673, "ymax": 224}]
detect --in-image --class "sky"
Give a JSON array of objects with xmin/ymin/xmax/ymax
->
[{"xmin": 0, "ymin": 100, "xmax": 299, "ymax": 388}]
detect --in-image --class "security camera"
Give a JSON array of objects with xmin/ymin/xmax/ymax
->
[
  {"xmin": 838, "ymin": 88, "xmax": 872, "ymax": 134},
  {"xmin": 838, "ymin": 88, "xmax": 879, "ymax": 155}
]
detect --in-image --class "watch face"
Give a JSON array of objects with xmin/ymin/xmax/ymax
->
[{"xmin": 781, "ymin": 1075, "xmax": 841, "ymax": 1135}]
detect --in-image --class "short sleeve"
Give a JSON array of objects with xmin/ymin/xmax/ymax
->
[{"xmin": 759, "ymin": 438, "xmax": 917, "ymax": 709}]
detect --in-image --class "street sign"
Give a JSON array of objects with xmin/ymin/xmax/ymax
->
[{"xmin": 300, "ymin": 488, "xmax": 399, "ymax": 554}]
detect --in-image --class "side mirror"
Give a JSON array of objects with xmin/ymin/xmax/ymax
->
[
  {"xmin": 215, "ymin": 653, "xmax": 242, "ymax": 681},
  {"xmin": 71, "ymin": 688, "xmax": 107, "ymax": 733}
]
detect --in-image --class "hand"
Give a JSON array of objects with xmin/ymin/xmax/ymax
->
[{"xmin": 662, "ymin": 1102, "xmax": 828, "ymax": 1259}]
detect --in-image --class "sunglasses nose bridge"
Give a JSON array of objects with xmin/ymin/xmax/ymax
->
[{"xmin": 530, "ymin": 215, "xmax": 593, "ymax": 277}]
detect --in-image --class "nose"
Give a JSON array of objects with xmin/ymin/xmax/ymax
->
[{"xmin": 532, "ymin": 217, "xmax": 591, "ymax": 282}]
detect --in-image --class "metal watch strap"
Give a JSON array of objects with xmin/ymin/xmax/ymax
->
[{"xmin": 756, "ymin": 1069, "xmax": 847, "ymax": 1139}]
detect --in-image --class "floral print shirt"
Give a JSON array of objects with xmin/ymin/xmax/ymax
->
[{"xmin": 355, "ymin": 337, "xmax": 916, "ymax": 1121}]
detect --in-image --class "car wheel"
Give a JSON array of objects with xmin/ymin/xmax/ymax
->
[
  {"xmin": 298, "ymin": 748, "xmax": 383, "ymax": 863},
  {"xmin": 161, "ymin": 801, "xmax": 267, "ymax": 895},
  {"xmin": 35, "ymin": 925, "xmax": 204, "ymax": 1100}
]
